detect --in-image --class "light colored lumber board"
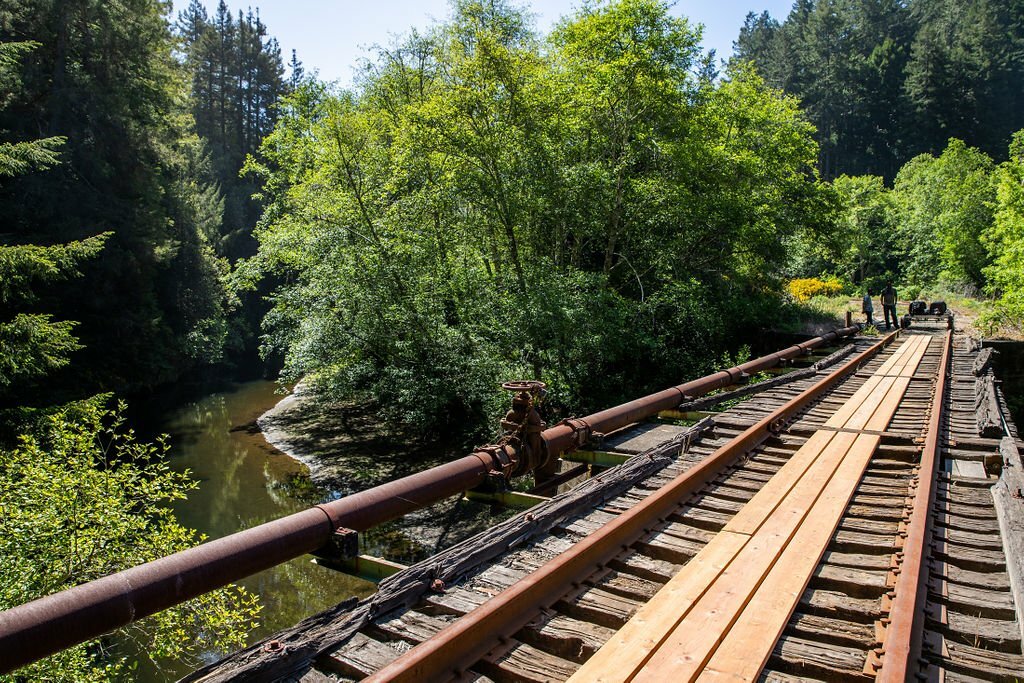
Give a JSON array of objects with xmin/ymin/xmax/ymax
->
[
  {"xmin": 863, "ymin": 376, "xmax": 912, "ymax": 432},
  {"xmin": 692, "ymin": 434, "xmax": 879, "ymax": 682},
  {"xmin": 824, "ymin": 375, "xmax": 886, "ymax": 428},
  {"xmin": 840, "ymin": 375, "xmax": 897, "ymax": 430},
  {"xmin": 569, "ymin": 431, "xmax": 861, "ymax": 682},
  {"xmin": 565, "ymin": 530, "xmax": 748, "ymax": 682},
  {"xmin": 725, "ymin": 430, "xmax": 840, "ymax": 535},
  {"xmin": 873, "ymin": 337, "xmax": 917, "ymax": 376},
  {"xmin": 897, "ymin": 336, "xmax": 931, "ymax": 377}
]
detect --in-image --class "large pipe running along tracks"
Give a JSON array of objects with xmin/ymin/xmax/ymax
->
[{"xmin": 0, "ymin": 326, "xmax": 858, "ymax": 674}]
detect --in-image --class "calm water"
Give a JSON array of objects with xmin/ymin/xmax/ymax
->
[{"xmin": 130, "ymin": 380, "xmax": 376, "ymax": 681}]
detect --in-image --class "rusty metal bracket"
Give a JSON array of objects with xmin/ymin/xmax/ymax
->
[{"xmin": 310, "ymin": 527, "xmax": 360, "ymax": 562}]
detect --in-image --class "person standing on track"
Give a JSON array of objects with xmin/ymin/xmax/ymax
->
[
  {"xmin": 862, "ymin": 289, "xmax": 874, "ymax": 326},
  {"xmin": 881, "ymin": 282, "xmax": 898, "ymax": 330}
]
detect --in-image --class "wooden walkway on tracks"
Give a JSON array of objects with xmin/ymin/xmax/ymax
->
[{"xmin": 187, "ymin": 325, "xmax": 1024, "ymax": 683}]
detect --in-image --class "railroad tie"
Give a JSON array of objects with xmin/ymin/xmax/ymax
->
[{"xmin": 568, "ymin": 335, "xmax": 932, "ymax": 683}]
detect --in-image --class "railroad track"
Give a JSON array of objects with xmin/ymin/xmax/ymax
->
[{"xmin": 189, "ymin": 325, "xmax": 1024, "ymax": 683}]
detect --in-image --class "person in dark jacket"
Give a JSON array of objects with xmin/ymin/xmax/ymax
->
[{"xmin": 881, "ymin": 282, "xmax": 898, "ymax": 330}]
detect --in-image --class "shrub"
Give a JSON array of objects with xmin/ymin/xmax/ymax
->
[{"xmin": 787, "ymin": 277, "xmax": 844, "ymax": 302}]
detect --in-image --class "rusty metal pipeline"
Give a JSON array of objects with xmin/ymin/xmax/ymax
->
[
  {"xmin": 0, "ymin": 325, "xmax": 857, "ymax": 674},
  {"xmin": 0, "ymin": 452, "xmax": 497, "ymax": 674},
  {"xmin": 541, "ymin": 325, "xmax": 860, "ymax": 457}
]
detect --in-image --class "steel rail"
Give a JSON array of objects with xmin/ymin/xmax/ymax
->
[
  {"xmin": 364, "ymin": 331, "xmax": 896, "ymax": 683},
  {"xmin": 0, "ymin": 325, "xmax": 859, "ymax": 675},
  {"xmin": 874, "ymin": 329, "xmax": 952, "ymax": 682}
]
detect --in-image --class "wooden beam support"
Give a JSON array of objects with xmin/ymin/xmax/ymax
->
[
  {"xmin": 562, "ymin": 449, "xmax": 633, "ymax": 468},
  {"xmin": 464, "ymin": 489, "xmax": 550, "ymax": 509},
  {"xmin": 315, "ymin": 555, "xmax": 409, "ymax": 583}
]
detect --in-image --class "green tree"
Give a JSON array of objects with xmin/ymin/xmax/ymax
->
[
  {"xmin": 891, "ymin": 138, "xmax": 995, "ymax": 290},
  {"xmin": 241, "ymin": 0, "xmax": 836, "ymax": 440},
  {"xmin": 982, "ymin": 130, "xmax": 1024, "ymax": 330},
  {"xmin": 0, "ymin": 41, "xmax": 109, "ymax": 406},
  {"xmin": 735, "ymin": 0, "xmax": 1024, "ymax": 180},
  {"xmin": 0, "ymin": 39, "xmax": 258, "ymax": 681},
  {"xmin": 0, "ymin": 0, "xmax": 234, "ymax": 403},
  {"xmin": 904, "ymin": 0, "xmax": 1024, "ymax": 160},
  {"xmin": 176, "ymin": 0, "xmax": 288, "ymax": 260},
  {"xmin": 735, "ymin": 0, "xmax": 912, "ymax": 179}
]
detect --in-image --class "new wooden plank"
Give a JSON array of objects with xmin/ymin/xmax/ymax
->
[
  {"xmin": 836, "ymin": 337, "xmax": 928, "ymax": 432},
  {"xmin": 873, "ymin": 337, "xmax": 918, "ymax": 376},
  {"xmin": 564, "ymin": 531, "xmax": 748, "ymax": 683},
  {"xmin": 572, "ymin": 429, "xmax": 844, "ymax": 677},
  {"xmin": 824, "ymin": 374, "xmax": 887, "ymax": 427},
  {"xmin": 568, "ymin": 432, "xmax": 861, "ymax": 683},
  {"xmin": 863, "ymin": 376, "xmax": 913, "ymax": 432},
  {"xmin": 725, "ymin": 430, "xmax": 842, "ymax": 535},
  {"xmin": 821, "ymin": 338, "xmax": 924, "ymax": 433},
  {"xmin": 624, "ymin": 434, "xmax": 868, "ymax": 682},
  {"xmin": 883, "ymin": 335, "xmax": 925, "ymax": 374},
  {"xmin": 840, "ymin": 375, "xmax": 898, "ymax": 430},
  {"xmin": 570, "ymin": 335, "xmax": 927, "ymax": 683},
  {"xmin": 890, "ymin": 335, "xmax": 927, "ymax": 376},
  {"xmin": 873, "ymin": 335, "xmax": 917, "ymax": 377},
  {"xmin": 692, "ymin": 434, "xmax": 879, "ymax": 682},
  {"xmin": 898, "ymin": 336, "xmax": 931, "ymax": 377}
]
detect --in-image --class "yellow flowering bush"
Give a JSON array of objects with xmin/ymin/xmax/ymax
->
[{"xmin": 788, "ymin": 277, "xmax": 844, "ymax": 302}]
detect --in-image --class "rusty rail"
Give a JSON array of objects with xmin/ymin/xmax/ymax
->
[
  {"xmin": 874, "ymin": 329, "xmax": 952, "ymax": 682},
  {"xmin": 364, "ymin": 330, "xmax": 893, "ymax": 683},
  {"xmin": 0, "ymin": 326, "xmax": 858, "ymax": 674}
]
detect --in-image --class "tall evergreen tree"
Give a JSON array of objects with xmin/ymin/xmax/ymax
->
[
  {"xmin": 0, "ymin": 43, "xmax": 108, "ymax": 405},
  {"xmin": 0, "ymin": 0, "xmax": 233, "ymax": 401},
  {"xmin": 176, "ymin": 1, "xmax": 287, "ymax": 261},
  {"xmin": 734, "ymin": 0, "xmax": 1021, "ymax": 180},
  {"xmin": 904, "ymin": 0, "xmax": 1024, "ymax": 159}
]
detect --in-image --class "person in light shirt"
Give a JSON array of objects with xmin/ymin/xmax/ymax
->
[{"xmin": 862, "ymin": 289, "xmax": 874, "ymax": 326}]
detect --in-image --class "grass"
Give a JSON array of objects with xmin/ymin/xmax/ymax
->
[{"xmin": 776, "ymin": 294, "xmax": 858, "ymax": 335}]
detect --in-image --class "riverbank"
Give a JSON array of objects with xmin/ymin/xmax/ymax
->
[
  {"xmin": 256, "ymin": 382, "xmax": 453, "ymax": 492},
  {"xmin": 255, "ymin": 382, "xmax": 518, "ymax": 559}
]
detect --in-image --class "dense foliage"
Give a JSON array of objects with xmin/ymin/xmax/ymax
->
[
  {"xmin": 2, "ymin": 0, "xmax": 1024, "ymax": 677},
  {"xmin": 984, "ymin": 132, "xmax": 1024, "ymax": 329},
  {"xmin": 736, "ymin": 0, "xmax": 1024, "ymax": 180},
  {"xmin": 176, "ymin": 0, "xmax": 288, "ymax": 260},
  {"xmin": 791, "ymin": 132, "xmax": 1024, "ymax": 334},
  {"xmin": 0, "ymin": 0, "xmax": 236, "ymax": 405},
  {"xmin": 0, "ymin": 401, "xmax": 260, "ymax": 681},
  {"xmin": 0, "ymin": 14, "xmax": 261, "ymax": 680},
  {"xmin": 241, "ymin": 0, "xmax": 835, "ymax": 441}
]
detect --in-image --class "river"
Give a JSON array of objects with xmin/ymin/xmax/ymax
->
[{"xmin": 128, "ymin": 380, "xmax": 374, "ymax": 680}]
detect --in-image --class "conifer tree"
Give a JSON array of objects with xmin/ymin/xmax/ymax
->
[
  {"xmin": 176, "ymin": 1, "xmax": 287, "ymax": 260},
  {"xmin": 0, "ymin": 0, "xmax": 234, "ymax": 399},
  {"xmin": 0, "ymin": 41, "xmax": 107, "ymax": 405}
]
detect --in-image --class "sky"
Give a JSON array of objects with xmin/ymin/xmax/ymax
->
[{"xmin": 171, "ymin": 0, "xmax": 796, "ymax": 87}]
